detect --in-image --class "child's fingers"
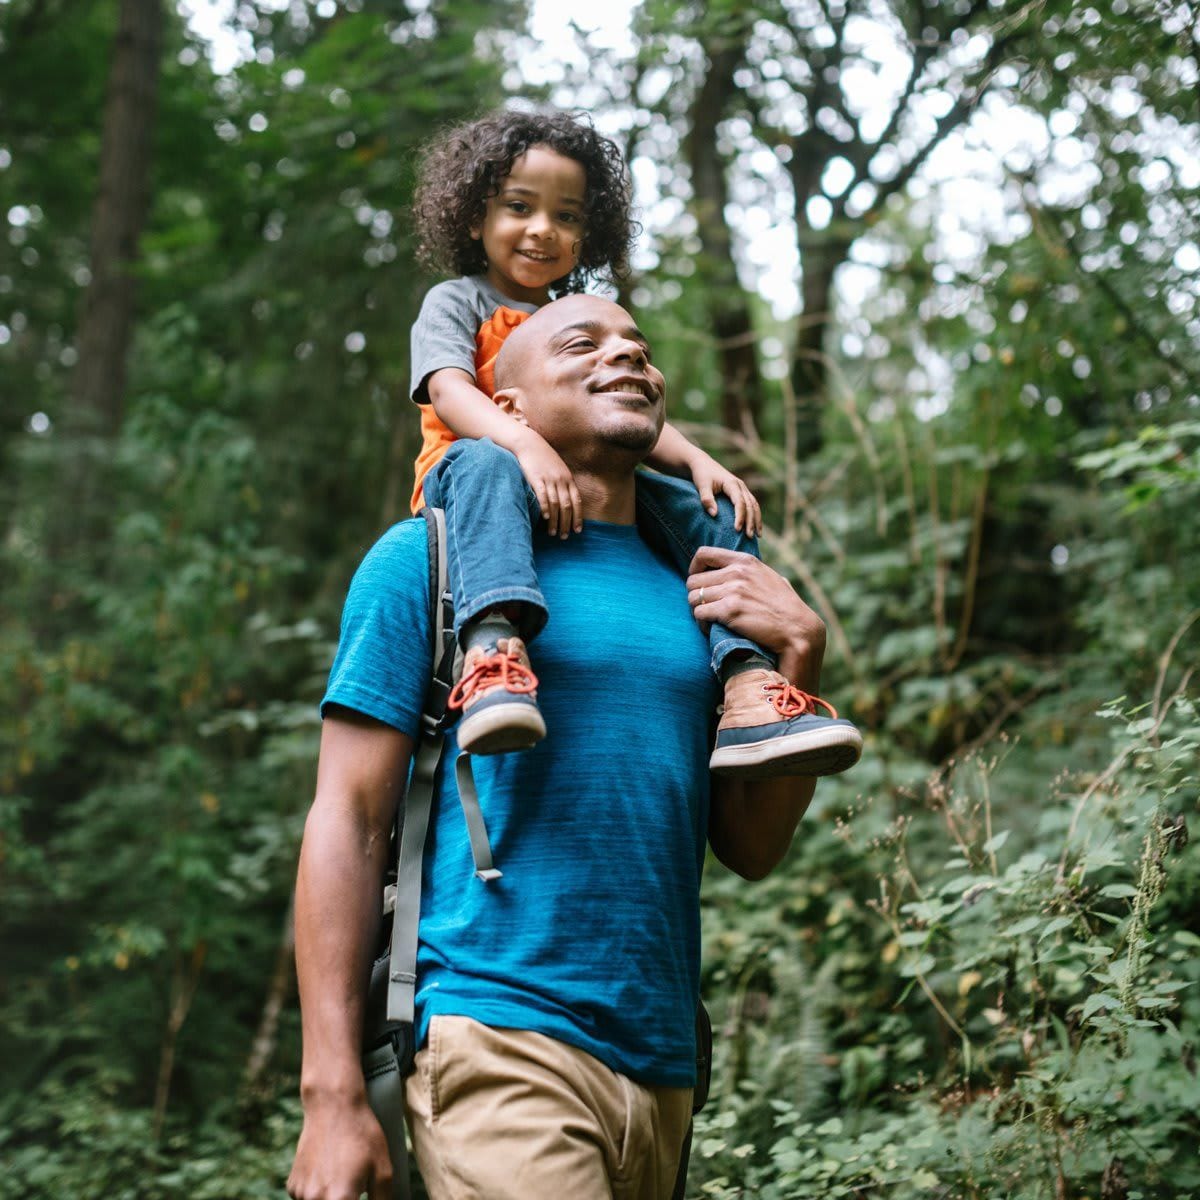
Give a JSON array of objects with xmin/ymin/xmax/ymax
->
[
  {"xmin": 553, "ymin": 480, "xmax": 572, "ymax": 538},
  {"xmin": 748, "ymin": 492, "xmax": 763, "ymax": 538},
  {"xmin": 542, "ymin": 483, "xmax": 560, "ymax": 534},
  {"xmin": 696, "ymin": 480, "xmax": 719, "ymax": 519},
  {"xmin": 568, "ymin": 479, "xmax": 583, "ymax": 533},
  {"xmin": 731, "ymin": 488, "xmax": 748, "ymax": 533},
  {"xmin": 534, "ymin": 479, "xmax": 551, "ymax": 522}
]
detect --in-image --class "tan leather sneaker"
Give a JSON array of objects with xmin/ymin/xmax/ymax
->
[{"xmin": 710, "ymin": 668, "xmax": 862, "ymax": 779}]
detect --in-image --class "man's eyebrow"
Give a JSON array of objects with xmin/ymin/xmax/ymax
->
[{"xmin": 553, "ymin": 319, "xmax": 651, "ymax": 346}]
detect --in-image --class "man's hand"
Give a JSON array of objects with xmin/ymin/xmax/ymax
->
[
  {"xmin": 687, "ymin": 546, "xmax": 825, "ymax": 684},
  {"xmin": 514, "ymin": 428, "xmax": 583, "ymax": 539},
  {"xmin": 288, "ymin": 1093, "xmax": 394, "ymax": 1200},
  {"xmin": 688, "ymin": 452, "xmax": 763, "ymax": 538}
]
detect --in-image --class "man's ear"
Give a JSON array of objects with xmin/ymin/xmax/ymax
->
[{"xmin": 493, "ymin": 387, "xmax": 527, "ymax": 423}]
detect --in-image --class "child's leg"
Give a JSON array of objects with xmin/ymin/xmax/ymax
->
[
  {"xmin": 423, "ymin": 438, "xmax": 547, "ymax": 754},
  {"xmin": 633, "ymin": 471, "xmax": 765, "ymax": 675},
  {"xmin": 635, "ymin": 471, "xmax": 862, "ymax": 778},
  {"xmin": 422, "ymin": 437, "xmax": 548, "ymax": 645}
]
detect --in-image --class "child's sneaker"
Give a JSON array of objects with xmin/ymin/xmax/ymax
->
[
  {"xmin": 710, "ymin": 668, "xmax": 862, "ymax": 779},
  {"xmin": 448, "ymin": 636, "xmax": 546, "ymax": 755}
]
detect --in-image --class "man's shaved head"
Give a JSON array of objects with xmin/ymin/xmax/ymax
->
[{"xmin": 494, "ymin": 295, "xmax": 598, "ymax": 392}]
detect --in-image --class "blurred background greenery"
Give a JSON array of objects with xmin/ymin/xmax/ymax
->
[{"xmin": 1, "ymin": 0, "xmax": 1198, "ymax": 1196}]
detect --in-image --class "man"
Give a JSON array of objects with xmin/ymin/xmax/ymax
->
[{"xmin": 287, "ymin": 295, "xmax": 839, "ymax": 1200}]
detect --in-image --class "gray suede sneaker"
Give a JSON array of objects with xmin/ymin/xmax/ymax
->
[
  {"xmin": 710, "ymin": 668, "xmax": 862, "ymax": 779},
  {"xmin": 448, "ymin": 636, "xmax": 546, "ymax": 755}
]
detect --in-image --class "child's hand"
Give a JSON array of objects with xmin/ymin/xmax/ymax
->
[
  {"xmin": 691, "ymin": 455, "xmax": 763, "ymax": 538},
  {"xmin": 515, "ymin": 433, "xmax": 583, "ymax": 539}
]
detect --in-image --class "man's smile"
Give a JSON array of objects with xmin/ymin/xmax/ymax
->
[{"xmin": 592, "ymin": 375, "xmax": 660, "ymax": 403}]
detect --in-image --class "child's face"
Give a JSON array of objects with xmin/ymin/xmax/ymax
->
[{"xmin": 471, "ymin": 145, "xmax": 587, "ymax": 305}]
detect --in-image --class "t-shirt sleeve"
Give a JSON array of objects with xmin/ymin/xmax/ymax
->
[
  {"xmin": 409, "ymin": 279, "xmax": 483, "ymax": 404},
  {"xmin": 321, "ymin": 520, "xmax": 433, "ymax": 737}
]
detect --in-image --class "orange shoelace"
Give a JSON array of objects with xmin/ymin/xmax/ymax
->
[
  {"xmin": 763, "ymin": 679, "xmax": 839, "ymax": 720},
  {"xmin": 447, "ymin": 646, "xmax": 539, "ymax": 711}
]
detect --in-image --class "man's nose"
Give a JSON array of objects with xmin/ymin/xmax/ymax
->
[{"xmin": 606, "ymin": 337, "xmax": 648, "ymax": 367}]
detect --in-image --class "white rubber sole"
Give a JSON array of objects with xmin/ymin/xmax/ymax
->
[
  {"xmin": 457, "ymin": 701, "xmax": 546, "ymax": 756},
  {"xmin": 709, "ymin": 725, "xmax": 863, "ymax": 779}
]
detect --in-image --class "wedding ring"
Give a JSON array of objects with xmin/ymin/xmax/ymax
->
[{"xmin": 699, "ymin": 588, "xmax": 706, "ymax": 606}]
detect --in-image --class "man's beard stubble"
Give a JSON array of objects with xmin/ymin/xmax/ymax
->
[{"xmin": 601, "ymin": 416, "xmax": 661, "ymax": 455}]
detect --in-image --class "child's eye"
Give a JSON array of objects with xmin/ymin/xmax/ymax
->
[
  {"xmin": 507, "ymin": 201, "xmax": 530, "ymax": 214},
  {"xmin": 558, "ymin": 212, "xmax": 581, "ymax": 224}
]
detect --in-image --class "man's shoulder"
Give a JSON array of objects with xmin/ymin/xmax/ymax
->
[
  {"xmin": 348, "ymin": 517, "xmax": 431, "ymax": 603},
  {"xmin": 323, "ymin": 518, "xmax": 434, "ymax": 734}
]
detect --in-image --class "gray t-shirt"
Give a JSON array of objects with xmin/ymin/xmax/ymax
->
[{"xmin": 409, "ymin": 275, "xmax": 539, "ymax": 404}]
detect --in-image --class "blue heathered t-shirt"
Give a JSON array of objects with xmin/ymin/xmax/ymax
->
[{"xmin": 322, "ymin": 518, "xmax": 718, "ymax": 1086}]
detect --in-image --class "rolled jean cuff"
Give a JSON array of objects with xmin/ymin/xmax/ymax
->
[
  {"xmin": 710, "ymin": 627, "xmax": 774, "ymax": 678},
  {"xmin": 457, "ymin": 587, "xmax": 549, "ymax": 645}
]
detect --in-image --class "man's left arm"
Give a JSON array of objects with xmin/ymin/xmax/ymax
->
[{"xmin": 687, "ymin": 546, "xmax": 826, "ymax": 880}]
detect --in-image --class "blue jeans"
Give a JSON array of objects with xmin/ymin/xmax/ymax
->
[{"xmin": 421, "ymin": 438, "xmax": 766, "ymax": 675}]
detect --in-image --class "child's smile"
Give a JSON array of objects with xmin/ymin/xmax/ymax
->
[{"xmin": 472, "ymin": 145, "xmax": 587, "ymax": 305}]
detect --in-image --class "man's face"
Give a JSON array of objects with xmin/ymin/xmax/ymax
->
[{"xmin": 500, "ymin": 295, "xmax": 667, "ymax": 463}]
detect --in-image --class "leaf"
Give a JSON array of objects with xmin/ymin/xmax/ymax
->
[
  {"xmin": 1039, "ymin": 916, "xmax": 1073, "ymax": 940},
  {"xmin": 1081, "ymin": 992, "xmax": 1122, "ymax": 1020},
  {"xmin": 983, "ymin": 830, "xmax": 1010, "ymax": 853},
  {"xmin": 1099, "ymin": 884, "xmax": 1139, "ymax": 899},
  {"xmin": 1005, "ymin": 916, "xmax": 1043, "ymax": 937}
]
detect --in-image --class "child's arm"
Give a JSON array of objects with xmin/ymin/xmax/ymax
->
[
  {"xmin": 646, "ymin": 421, "xmax": 763, "ymax": 537},
  {"xmin": 427, "ymin": 367, "xmax": 583, "ymax": 538}
]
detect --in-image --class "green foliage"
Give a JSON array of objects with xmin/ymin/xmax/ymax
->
[
  {"xmin": 3, "ymin": 0, "xmax": 1198, "ymax": 1196},
  {"xmin": 687, "ymin": 701, "xmax": 1200, "ymax": 1197}
]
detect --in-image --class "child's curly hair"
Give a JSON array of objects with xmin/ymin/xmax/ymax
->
[{"xmin": 412, "ymin": 108, "xmax": 636, "ymax": 295}]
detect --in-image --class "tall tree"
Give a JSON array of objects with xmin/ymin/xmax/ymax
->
[
  {"xmin": 70, "ymin": 0, "xmax": 164, "ymax": 434},
  {"xmin": 634, "ymin": 0, "xmax": 1044, "ymax": 455},
  {"xmin": 684, "ymin": 9, "xmax": 765, "ymax": 438}
]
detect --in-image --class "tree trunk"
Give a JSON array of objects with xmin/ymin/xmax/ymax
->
[
  {"xmin": 685, "ymin": 27, "xmax": 763, "ymax": 439},
  {"xmin": 788, "ymin": 231, "xmax": 848, "ymax": 460},
  {"xmin": 785, "ymin": 126, "xmax": 850, "ymax": 460},
  {"xmin": 70, "ymin": 0, "xmax": 163, "ymax": 434},
  {"xmin": 241, "ymin": 895, "xmax": 296, "ymax": 1099}
]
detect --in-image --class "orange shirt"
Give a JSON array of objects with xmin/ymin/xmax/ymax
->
[{"xmin": 409, "ymin": 304, "xmax": 532, "ymax": 514}]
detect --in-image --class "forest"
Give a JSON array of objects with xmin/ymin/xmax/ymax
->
[{"xmin": 1, "ymin": 0, "xmax": 1198, "ymax": 1196}]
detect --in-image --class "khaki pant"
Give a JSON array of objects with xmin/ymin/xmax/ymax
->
[{"xmin": 405, "ymin": 1015, "xmax": 693, "ymax": 1200}]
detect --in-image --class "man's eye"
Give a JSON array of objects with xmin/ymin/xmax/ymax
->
[{"xmin": 567, "ymin": 339, "xmax": 595, "ymax": 350}]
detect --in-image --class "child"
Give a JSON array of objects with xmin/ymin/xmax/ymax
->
[{"xmin": 408, "ymin": 108, "xmax": 862, "ymax": 778}]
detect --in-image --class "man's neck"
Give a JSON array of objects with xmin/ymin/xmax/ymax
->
[{"xmin": 574, "ymin": 470, "xmax": 638, "ymax": 525}]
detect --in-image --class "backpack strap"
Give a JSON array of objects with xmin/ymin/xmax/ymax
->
[
  {"xmin": 366, "ymin": 508, "xmax": 456, "ymax": 1200},
  {"xmin": 384, "ymin": 506, "xmax": 500, "ymax": 1034},
  {"xmin": 384, "ymin": 507, "xmax": 456, "ymax": 1030}
]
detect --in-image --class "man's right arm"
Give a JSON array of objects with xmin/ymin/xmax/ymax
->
[{"xmin": 287, "ymin": 709, "xmax": 414, "ymax": 1200}]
